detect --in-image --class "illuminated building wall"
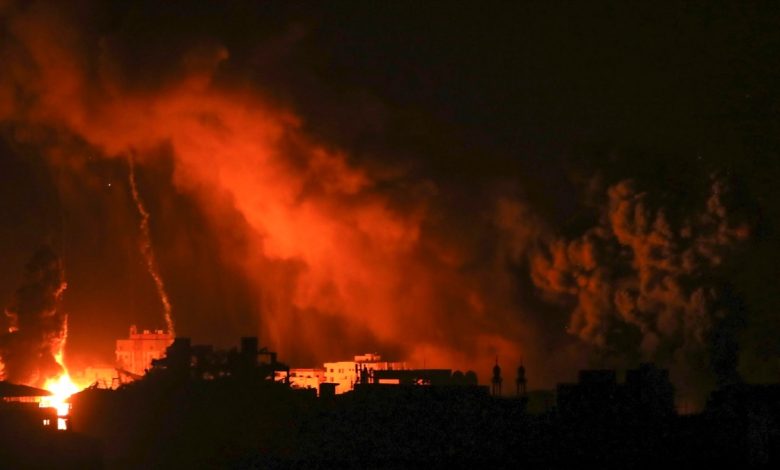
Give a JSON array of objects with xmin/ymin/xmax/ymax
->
[
  {"xmin": 324, "ymin": 354, "xmax": 405, "ymax": 394},
  {"xmin": 115, "ymin": 326, "xmax": 174, "ymax": 376}
]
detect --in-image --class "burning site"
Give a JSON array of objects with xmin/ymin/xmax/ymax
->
[{"xmin": 1, "ymin": 1, "xmax": 780, "ymax": 466}]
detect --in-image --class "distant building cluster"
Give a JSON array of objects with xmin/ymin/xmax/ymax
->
[
  {"xmin": 112, "ymin": 327, "xmax": 486, "ymax": 398},
  {"xmin": 5, "ymin": 326, "xmax": 780, "ymax": 466},
  {"xmin": 280, "ymin": 353, "xmax": 406, "ymax": 395},
  {"xmin": 278, "ymin": 353, "xmax": 488, "ymax": 396}
]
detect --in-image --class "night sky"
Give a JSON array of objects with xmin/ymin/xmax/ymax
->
[{"xmin": 1, "ymin": 1, "xmax": 779, "ymax": 403}]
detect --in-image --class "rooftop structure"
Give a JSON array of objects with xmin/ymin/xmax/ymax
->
[{"xmin": 0, "ymin": 381, "xmax": 59, "ymax": 431}]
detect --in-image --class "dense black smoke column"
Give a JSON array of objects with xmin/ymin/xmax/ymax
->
[
  {"xmin": 0, "ymin": 246, "xmax": 67, "ymax": 387},
  {"xmin": 127, "ymin": 154, "xmax": 175, "ymax": 336},
  {"xmin": 528, "ymin": 175, "xmax": 752, "ymax": 399}
]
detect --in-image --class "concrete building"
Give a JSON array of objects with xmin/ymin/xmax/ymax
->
[
  {"xmin": 115, "ymin": 326, "xmax": 174, "ymax": 376},
  {"xmin": 324, "ymin": 353, "xmax": 405, "ymax": 394}
]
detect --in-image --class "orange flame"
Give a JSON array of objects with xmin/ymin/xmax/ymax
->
[
  {"xmin": 40, "ymin": 372, "xmax": 79, "ymax": 429},
  {"xmin": 39, "ymin": 344, "xmax": 82, "ymax": 430}
]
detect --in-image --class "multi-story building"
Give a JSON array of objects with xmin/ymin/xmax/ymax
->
[
  {"xmin": 324, "ymin": 353, "xmax": 405, "ymax": 394},
  {"xmin": 115, "ymin": 326, "xmax": 174, "ymax": 376}
]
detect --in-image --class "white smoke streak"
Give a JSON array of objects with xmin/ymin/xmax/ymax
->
[{"xmin": 127, "ymin": 154, "xmax": 175, "ymax": 336}]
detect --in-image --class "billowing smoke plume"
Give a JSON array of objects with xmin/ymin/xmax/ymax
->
[
  {"xmin": 128, "ymin": 154, "xmax": 175, "ymax": 336},
  {"xmin": 527, "ymin": 176, "xmax": 752, "ymax": 392},
  {"xmin": 0, "ymin": 1, "xmax": 528, "ymax": 380},
  {"xmin": 0, "ymin": 1, "xmax": 776, "ymax": 397},
  {"xmin": 0, "ymin": 246, "xmax": 67, "ymax": 387}
]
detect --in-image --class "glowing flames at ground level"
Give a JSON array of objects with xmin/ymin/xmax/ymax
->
[
  {"xmin": 38, "ymin": 351, "xmax": 85, "ymax": 430},
  {"xmin": 40, "ymin": 372, "xmax": 79, "ymax": 430}
]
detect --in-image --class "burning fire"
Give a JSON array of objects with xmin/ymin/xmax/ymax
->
[
  {"xmin": 39, "ymin": 350, "xmax": 82, "ymax": 430},
  {"xmin": 40, "ymin": 373, "xmax": 79, "ymax": 429}
]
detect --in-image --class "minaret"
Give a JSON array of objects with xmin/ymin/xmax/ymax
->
[
  {"xmin": 516, "ymin": 362, "xmax": 527, "ymax": 398},
  {"xmin": 491, "ymin": 357, "xmax": 503, "ymax": 396}
]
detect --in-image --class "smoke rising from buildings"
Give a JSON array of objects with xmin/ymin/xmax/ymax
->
[
  {"xmin": 0, "ymin": 1, "xmax": 778, "ymax": 397},
  {"xmin": 128, "ymin": 154, "xmax": 175, "ymax": 336},
  {"xmin": 0, "ymin": 246, "xmax": 67, "ymax": 387},
  {"xmin": 0, "ymin": 1, "xmax": 528, "ymax": 379},
  {"xmin": 523, "ymin": 176, "xmax": 753, "ymax": 395}
]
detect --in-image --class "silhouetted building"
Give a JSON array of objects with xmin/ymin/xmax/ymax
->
[
  {"xmin": 624, "ymin": 363, "xmax": 675, "ymax": 417},
  {"xmin": 319, "ymin": 382, "xmax": 337, "ymax": 399},
  {"xmin": 1, "ymin": 381, "xmax": 101, "ymax": 467},
  {"xmin": 557, "ymin": 365, "xmax": 675, "ymax": 419},
  {"xmin": 557, "ymin": 369, "xmax": 618, "ymax": 417},
  {"xmin": 516, "ymin": 363, "xmax": 527, "ymax": 397},
  {"xmin": 149, "ymin": 336, "xmax": 289, "ymax": 383},
  {"xmin": 0, "ymin": 381, "xmax": 57, "ymax": 431}
]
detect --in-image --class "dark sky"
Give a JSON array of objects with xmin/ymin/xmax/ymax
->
[{"xmin": 1, "ymin": 1, "xmax": 779, "ymax": 398}]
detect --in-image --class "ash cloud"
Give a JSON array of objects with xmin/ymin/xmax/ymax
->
[{"xmin": 0, "ymin": 246, "xmax": 67, "ymax": 387}]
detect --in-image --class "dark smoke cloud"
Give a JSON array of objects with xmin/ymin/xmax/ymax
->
[
  {"xmin": 0, "ymin": 0, "xmax": 778, "ymax": 398},
  {"xmin": 0, "ymin": 246, "xmax": 67, "ymax": 387},
  {"xmin": 522, "ymin": 175, "xmax": 753, "ymax": 397}
]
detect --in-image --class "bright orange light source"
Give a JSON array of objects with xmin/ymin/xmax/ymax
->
[
  {"xmin": 40, "ymin": 372, "xmax": 79, "ymax": 429},
  {"xmin": 40, "ymin": 368, "xmax": 80, "ymax": 430}
]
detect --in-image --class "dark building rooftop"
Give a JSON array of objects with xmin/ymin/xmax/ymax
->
[{"xmin": 0, "ymin": 381, "xmax": 51, "ymax": 398}]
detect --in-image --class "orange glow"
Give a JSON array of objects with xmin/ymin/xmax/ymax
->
[
  {"xmin": 40, "ymin": 372, "xmax": 79, "ymax": 429},
  {"xmin": 0, "ymin": 6, "xmax": 530, "ymax": 389},
  {"xmin": 39, "ymin": 341, "xmax": 83, "ymax": 430}
]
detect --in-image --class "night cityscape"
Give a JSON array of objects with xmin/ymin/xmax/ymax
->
[{"xmin": 1, "ymin": 1, "xmax": 780, "ymax": 467}]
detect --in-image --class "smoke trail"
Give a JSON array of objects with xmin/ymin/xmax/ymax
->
[{"xmin": 127, "ymin": 154, "xmax": 175, "ymax": 336}]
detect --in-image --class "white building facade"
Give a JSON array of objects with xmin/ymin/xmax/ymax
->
[{"xmin": 324, "ymin": 354, "xmax": 405, "ymax": 394}]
